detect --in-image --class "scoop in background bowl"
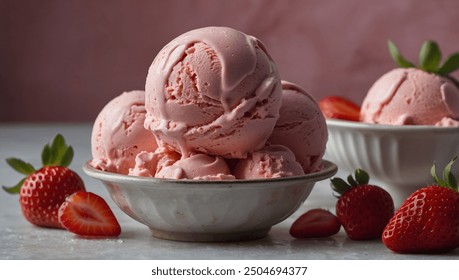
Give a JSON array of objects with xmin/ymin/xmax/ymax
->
[
  {"xmin": 83, "ymin": 160, "xmax": 337, "ymax": 242},
  {"xmin": 325, "ymin": 119, "xmax": 459, "ymax": 206}
]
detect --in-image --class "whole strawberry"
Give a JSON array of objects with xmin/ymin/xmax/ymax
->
[
  {"xmin": 3, "ymin": 134, "xmax": 85, "ymax": 228},
  {"xmin": 382, "ymin": 157, "xmax": 459, "ymax": 254},
  {"xmin": 331, "ymin": 169, "xmax": 394, "ymax": 240}
]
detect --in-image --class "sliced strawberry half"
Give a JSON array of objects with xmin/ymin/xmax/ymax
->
[
  {"xmin": 319, "ymin": 96, "xmax": 361, "ymax": 121},
  {"xmin": 58, "ymin": 191, "xmax": 121, "ymax": 237},
  {"xmin": 289, "ymin": 208, "xmax": 341, "ymax": 238}
]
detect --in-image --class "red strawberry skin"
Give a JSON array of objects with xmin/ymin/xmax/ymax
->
[
  {"xmin": 337, "ymin": 185, "xmax": 394, "ymax": 240},
  {"xmin": 58, "ymin": 191, "xmax": 121, "ymax": 237},
  {"xmin": 20, "ymin": 166, "xmax": 85, "ymax": 228},
  {"xmin": 290, "ymin": 209, "xmax": 341, "ymax": 238},
  {"xmin": 382, "ymin": 186, "xmax": 459, "ymax": 254},
  {"xmin": 319, "ymin": 96, "xmax": 361, "ymax": 122}
]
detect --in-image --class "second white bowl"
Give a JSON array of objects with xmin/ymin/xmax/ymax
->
[{"xmin": 326, "ymin": 119, "xmax": 459, "ymax": 205}]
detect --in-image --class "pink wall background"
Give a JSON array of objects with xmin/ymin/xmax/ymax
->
[{"xmin": 1, "ymin": 0, "xmax": 459, "ymax": 122}]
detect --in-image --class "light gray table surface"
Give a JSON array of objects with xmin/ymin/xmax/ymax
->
[{"xmin": 0, "ymin": 123, "xmax": 457, "ymax": 260}]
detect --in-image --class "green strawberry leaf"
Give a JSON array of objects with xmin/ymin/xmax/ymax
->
[
  {"xmin": 42, "ymin": 134, "xmax": 73, "ymax": 167},
  {"xmin": 388, "ymin": 40, "xmax": 415, "ymax": 68},
  {"xmin": 60, "ymin": 146, "xmax": 74, "ymax": 167},
  {"xmin": 355, "ymin": 169, "xmax": 370, "ymax": 185},
  {"xmin": 330, "ymin": 178, "xmax": 350, "ymax": 195},
  {"xmin": 51, "ymin": 134, "xmax": 65, "ymax": 155},
  {"xmin": 431, "ymin": 157, "xmax": 458, "ymax": 191},
  {"xmin": 431, "ymin": 161, "xmax": 443, "ymax": 186},
  {"xmin": 41, "ymin": 144, "xmax": 51, "ymax": 166},
  {"xmin": 6, "ymin": 158, "xmax": 35, "ymax": 175},
  {"xmin": 438, "ymin": 53, "xmax": 459, "ymax": 75},
  {"xmin": 447, "ymin": 172, "xmax": 458, "ymax": 191},
  {"xmin": 443, "ymin": 156, "xmax": 455, "ymax": 181},
  {"xmin": 443, "ymin": 156, "xmax": 458, "ymax": 191},
  {"xmin": 388, "ymin": 39, "xmax": 459, "ymax": 77},
  {"xmin": 419, "ymin": 40, "xmax": 442, "ymax": 72},
  {"xmin": 331, "ymin": 168, "xmax": 374, "ymax": 197},
  {"xmin": 2, "ymin": 178, "xmax": 26, "ymax": 194},
  {"xmin": 347, "ymin": 174, "xmax": 358, "ymax": 187},
  {"xmin": 50, "ymin": 134, "xmax": 65, "ymax": 165}
]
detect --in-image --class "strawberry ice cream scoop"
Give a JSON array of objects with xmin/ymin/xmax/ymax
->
[
  {"xmin": 128, "ymin": 147, "xmax": 180, "ymax": 177},
  {"xmin": 144, "ymin": 26, "xmax": 282, "ymax": 159},
  {"xmin": 360, "ymin": 68, "xmax": 459, "ymax": 126},
  {"xmin": 155, "ymin": 153, "xmax": 235, "ymax": 180},
  {"xmin": 234, "ymin": 145, "xmax": 304, "ymax": 179},
  {"xmin": 91, "ymin": 90, "xmax": 158, "ymax": 174},
  {"xmin": 268, "ymin": 81, "xmax": 328, "ymax": 173}
]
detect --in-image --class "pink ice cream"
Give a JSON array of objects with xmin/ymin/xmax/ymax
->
[
  {"xmin": 156, "ymin": 153, "xmax": 235, "ymax": 180},
  {"xmin": 128, "ymin": 147, "xmax": 181, "ymax": 177},
  {"xmin": 360, "ymin": 68, "xmax": 459, "ymax": 126},
  {"xmin": 268, "ymin": 81, "xmax": 328, "ymax": 173},
  {"xmin": 144, "ymin": 26, "xmax": 282, "ymax": 159},
  {"xmin": 91, "ymin": 90, "xmax": 158, "ymax": 174},
  {"xmin": 234, "ymin": 145, "xmax": 304, "ymax": 179},
  {"xmin": 90, "ymin": 27, "xmax": 329, "ymax": 181}
]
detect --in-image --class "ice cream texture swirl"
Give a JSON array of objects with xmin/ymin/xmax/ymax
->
[{"xmin": 145, "ymin": 26, "xmax": 282, "ymax": 159}]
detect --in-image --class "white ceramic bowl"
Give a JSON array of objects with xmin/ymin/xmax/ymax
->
[
  {"xmin": 83, "ymin": 160, "xmax": 337, "ymax": 242},
  {"xmin": 326, "ymin": 119, "xmax": 459, "ymax": 205}
]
